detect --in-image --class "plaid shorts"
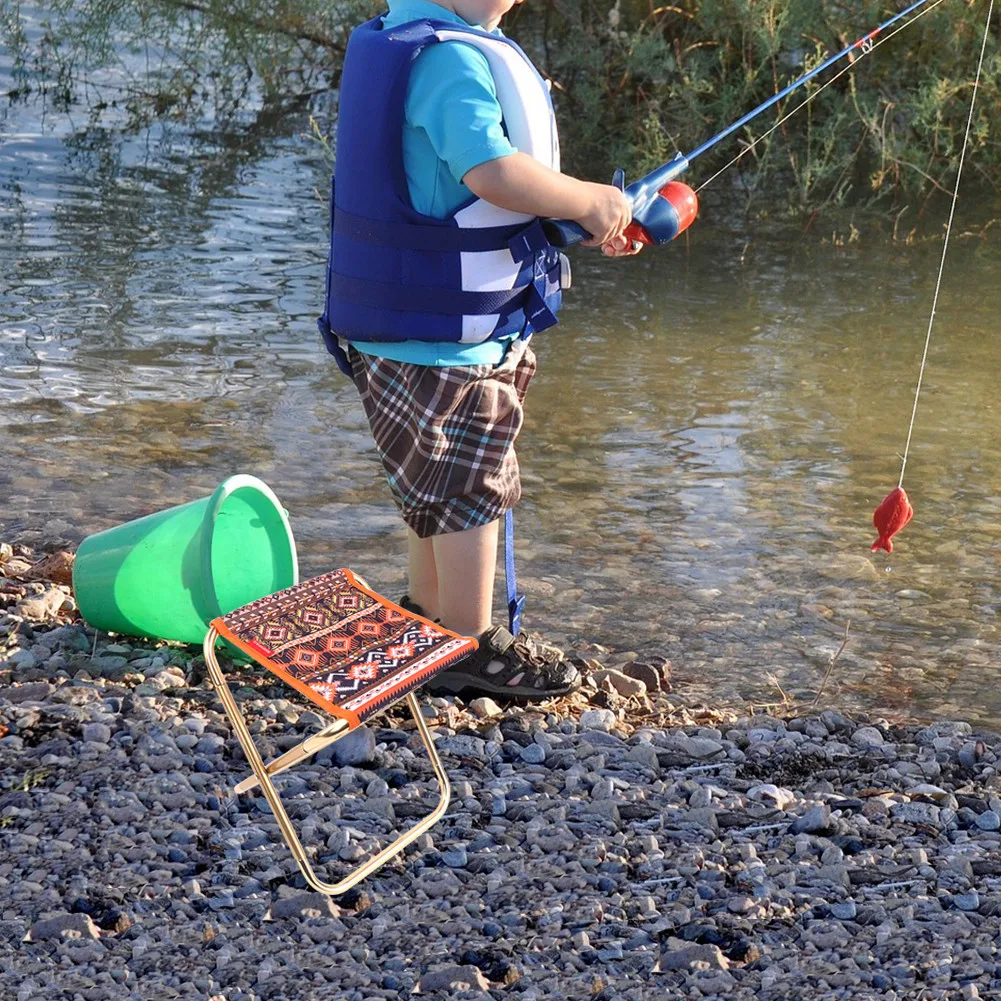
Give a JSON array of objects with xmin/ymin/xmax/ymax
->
[{"xmin": 348, "ymin": 339, "xmax": 537, "ymax": 538}]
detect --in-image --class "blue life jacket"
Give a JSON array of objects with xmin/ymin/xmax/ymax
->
[{"xmin": 318, "ymin": 16, "xmax": 568, "ymax": 372}]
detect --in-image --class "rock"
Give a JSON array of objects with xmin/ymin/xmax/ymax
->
[
  {"xmin": 791, "ymin": 803, "xmax": 831, "ymax": 834},
  {"xmin": 321, "ymin": 726, "xmax": 376, "ymax": 767},
  {"xmin": 435, "ymin": 734, "xmax": 489, "ymax": 760},
  {"xmin": 579, "ymin": 709, "xmax": 616, "ymax": 733},
  {"xmin": 748, "ymin": 783, "xmax": 795, "ymax": 811},
  {"xmin": 418, "ymin": 966, "xmax": 491, "ymax": 992},
  {"xmin": 5, "ymin": 682, "xmax": 55, "ymax": 703},
  {"xmin": 975, "ymin": 811, "xmax": 1001, "ymax": 832},
  {"xmin": 829, "ymin": 900, "xmax": 857, "ymax": 920},
  {"xmin": 8, "ymin": 649, "xmax": 39, "ymax": 671},
  {"xmin": 519, "ymin": 743, "xmax": 546, "ymax": 764},
  {"xmin": 890, "ymin": 802, "xmax": 941, "ymax": 826},
  {"xmin": 28, "ymin": 913, "xmax": 101, "ymax": 941},
  {"xmin": 82, "ymin": 722, "xmax": 112, "ymax": 744},
  {"xmin": 196, "ymin": 733, "xmax": 226, "ymax": 754},
  {"xmin": 850, "ymin": 726, "xmax": 884, "ymax": 747},
  {"xmin": 657, "ymin": 939, "xmax": 729, "ymax": 972},
  {"xmin": 665, "ymin": 735, "xmax": 725, "ymax": 759},
  {"xmin": 627, "ymin": 742, "xmax": 659, "ymax": 769},
  {"xmin": 15, "ymin": 586, "xmax": 69, "ymax": 621},
  {"xmin": 685, "ymin": 808, "xmax": 718, "ymax": 832},
  {"xmin": 267, "ymin": 892, "xmax": 341, "ymax": 920},
  {"xmin": 619, "ymin": 661, "xmax": 663, "ymax": 692},
  {"xmin": 592, "ymin": 669, "xmax": 646, "ymax": 699},
  {"xmin": 441, "ymin": 847, "xmax": 468, "ymax": 868},
  {"xmin": 915, "ymin": 721, "xmax": 972, "ymax": 745},
  {"xmin": 468, "ymin": 697, "xmax": 502, "ymax": 718}
]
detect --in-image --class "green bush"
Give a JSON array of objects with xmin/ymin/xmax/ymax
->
[{"xmin": 510, "ymin": 0, "xmax": 1000, "ymax": 212}]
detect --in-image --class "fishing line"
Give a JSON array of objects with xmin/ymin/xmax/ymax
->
[
  {"xmin": 898, "ymin": 0, "xmax": 994, "ymax": 489},
  {"xmin": 694, "ymin": 0, "xmax": 951, "ymax": 194}
]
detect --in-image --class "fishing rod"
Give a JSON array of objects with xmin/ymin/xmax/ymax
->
[{"xmin": 543, "ymin": 0, "xmax": 945, "ymax": 248}]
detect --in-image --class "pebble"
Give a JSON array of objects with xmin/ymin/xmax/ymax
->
[
  {"xmin": 29, "ymin": 913, "xmax": 100, "ymax": 941},
  {"xmin": 320, "ymin": 726, "xmax": 376, "ymax": 766},
  {"xmin": 791, "ymin": 803, "xmax": 831, "ymax": 834},
  {"xmin": 592, "ymin": 668, "xmax": 646, "ymax": 699},
  {"xmin": 468, "ymin": 697, "xmax": 502, "ymax": 717},
  {"xmin": 579, "ymin": 709, "xmax": 616, "ymax": 732},
  {"xmin": 829, "ymin": 900, "xmax": 857, "ymax": 920},
  {"xmin": 268, "ymin": 892, "xmax": 341, "ymax": 920},
  {"xmin": 519, "ymin": 743, "xmax": 546, "ymax": 764},
  {"xmin": 81, "ymin": 722, "xmax": 111, "ymax": 743},
  {"xmin": 890, "ymin": 801, "xmax": 941, "ymax": 826},
  {"xmin": 850, "ymin": 725, "xmax": 884, "ymax": 747},
  {"xmin": 670, "ymin": 735, "xmax": 725, "ymax": 759},
  {"xmin": 975, "ymin": 810, "xmax": 1000, "ymax": 831},
  {"xmin": 418, "ymin": 967, "xmax": 490, "ymax": 992}
]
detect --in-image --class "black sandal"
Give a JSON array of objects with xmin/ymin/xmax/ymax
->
[
  {"xmin": 426, "ymin": 624, "xmax": 581, "ymax": 701},
  {"xmin": 398, "ymin": 595, "xmax": 579, "ymax": 701}
]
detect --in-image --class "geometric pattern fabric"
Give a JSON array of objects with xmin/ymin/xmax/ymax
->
[{"xmin": 211, "ymin": 569, "xmax": 477, "ymax": 724}]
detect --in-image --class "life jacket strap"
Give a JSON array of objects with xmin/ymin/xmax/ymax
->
[
  {"xmin": 335, "ymin": 203, "xmax": 530, "ymax": 253},
  {"xmin": 329, "ymin": 272, "xmax": 539, "ymax": 316}
]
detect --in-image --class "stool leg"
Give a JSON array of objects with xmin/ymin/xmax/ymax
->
[
  {"xmin": 233, "ymin": 720, "xmax": 350, "ymax": 795},
  {"xmin": 202, "ymin": 628, "xmax": 451, "ymax": 895}
]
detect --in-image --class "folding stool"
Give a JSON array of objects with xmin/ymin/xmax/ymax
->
[{"xmin": 202, "ymin": 568, "xmax": 476, "ymax": 895}]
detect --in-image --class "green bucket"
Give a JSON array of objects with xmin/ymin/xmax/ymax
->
[{"xmin": 73, "ymin": 474, "xmax": 299, "ymax": 645}]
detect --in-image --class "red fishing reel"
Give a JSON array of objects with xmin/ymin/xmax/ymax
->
[
  {"xmin": 624, "ymin": 180, "xmax": 699, "ymax": 246},
  {"xmin": 612, "ymin": 160, "xmax": 698, "ymax": 246}
]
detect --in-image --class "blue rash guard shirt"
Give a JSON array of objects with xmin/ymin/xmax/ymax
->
[{"xmin": 347, "ymin": 0, "xmax": 520, "ymax": 366}]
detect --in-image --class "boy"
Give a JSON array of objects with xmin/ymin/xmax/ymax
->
[{"xmin": 319, "ymin": 0, "xmax": 640, "ymax": 701}]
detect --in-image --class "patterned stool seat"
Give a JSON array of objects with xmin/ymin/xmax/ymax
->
[
  {"xmin": 213, "ymin": 568, "xmax": 475, "ymax": 726},
  {"xmin": 202, "ymin": 569, "xmax": 477, "ymax": 896}
]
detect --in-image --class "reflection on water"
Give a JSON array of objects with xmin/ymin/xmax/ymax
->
[{"xmin": 3, "ymin": 65, "xmax": 1001, "ymax": 725}]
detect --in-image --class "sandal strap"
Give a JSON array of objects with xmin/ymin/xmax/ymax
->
[{"xmin": 478, "ymin": 625, "xmax": 575, "ymax": 687}]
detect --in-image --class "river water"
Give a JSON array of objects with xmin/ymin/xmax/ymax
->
[{"xmin": 3, "ymin": 36, "xmax": 1001, "ymax": 726}]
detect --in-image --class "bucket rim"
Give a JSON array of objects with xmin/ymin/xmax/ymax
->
[{"xmin": 199, "ymin": 474, "xmax": 299, "ymax": 622}]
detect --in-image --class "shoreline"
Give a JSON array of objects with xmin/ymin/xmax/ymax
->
[{"xmin": 3, "ymin": 543, "xmax": 1001, "ymax": 998}]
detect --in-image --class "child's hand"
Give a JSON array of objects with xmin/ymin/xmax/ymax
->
[
  {"xmin": 601, "ymin": 233, "xmax": 643, "ymax": 257},
  {"xmin": 577, "ymin": 182, "xmax": 632, "ymax": 248}
]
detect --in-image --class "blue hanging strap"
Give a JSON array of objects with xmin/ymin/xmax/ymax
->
[{"xmin": 504, "ymin": 509, "xmax": 524, "ymax": 637}]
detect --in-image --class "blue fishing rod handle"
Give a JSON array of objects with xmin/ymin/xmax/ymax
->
[
  {"xmin": 540, "ymin": 218, "xmax": 590, "ymax": 247},
  {"xmin": 540, "ymin": 155, "xmax": 690, "ymax": 248}
]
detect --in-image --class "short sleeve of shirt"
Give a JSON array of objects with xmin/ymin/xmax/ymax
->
[{"xmin": 406, "ymin": 40, "xmax": 517, "ymax": 183}]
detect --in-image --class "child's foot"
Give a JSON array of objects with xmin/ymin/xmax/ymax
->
[{"xmin": 398, "ymin": 596, "xmax": 580, "ymax": 702}]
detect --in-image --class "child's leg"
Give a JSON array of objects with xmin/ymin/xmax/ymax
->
[
  {"xmin": 407, "ymin": 528, "xmax": 439, "ymax": 620},
  {"xmin": 432, "ymin": 520, "xmax": 498, "ymax": 638},
  {"xmin": 431, "ymin": 519, "xmax": 573, "ymax": 691}
]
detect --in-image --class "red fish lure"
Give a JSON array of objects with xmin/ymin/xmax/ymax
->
[{"xmin": 871, "ymin": 487, "xmax": 913, "ymax": 553}]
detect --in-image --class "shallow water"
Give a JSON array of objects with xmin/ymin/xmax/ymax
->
[{"xmin": 3, "ymin": 56, "xmax": 1001, "ymax": 725}]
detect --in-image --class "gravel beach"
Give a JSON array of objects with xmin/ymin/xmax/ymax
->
[{"xmin": 2, "ymin": 544, "xmax": 1000, "ymax": 1000}]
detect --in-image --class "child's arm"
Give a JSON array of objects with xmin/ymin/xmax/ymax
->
[{"xmin": 463, "ymin": 153, "xmax": 634, "ymax": 250}]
